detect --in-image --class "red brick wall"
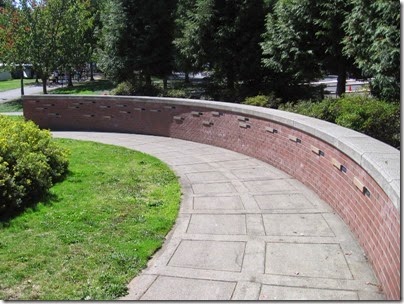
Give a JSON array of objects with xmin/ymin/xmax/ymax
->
[{"xmin": 23, "ymin": 96, "xmax": 400, "ymax": 299}]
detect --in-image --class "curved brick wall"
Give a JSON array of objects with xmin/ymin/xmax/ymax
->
[{"xmin": 22, "ymin": 95, "xmax": 400, "ymax": 299}]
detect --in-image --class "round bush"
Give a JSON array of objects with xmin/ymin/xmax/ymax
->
[{"xmin": 0, "ymin": 116, "xmax": 69, "ymax": 214}]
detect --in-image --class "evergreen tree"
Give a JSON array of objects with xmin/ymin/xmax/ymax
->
[
  {"xmin": 261, "ymin": 0, "xmax": 321, "ymax": 86},
  {"xmin": 174, "ymin": 0, "xmax": 267, "ymax": 98},
  {"xmin": 209, "ymin": 0, "xmax": 267, "ymax": 93},
  {"xmin": 343, "ymin": 0, "xmax": 400, "ymax": 101},
  {"xmin": 173, "ymin": 0, "xmax": 213, "ymax": 82},
  {"xmin": 99, "ymin": 0, "xmax": 177, "ymax": 87},
  {"xmin": 261, "ymin": 0, "xmax": 357, "ymax": 97}
]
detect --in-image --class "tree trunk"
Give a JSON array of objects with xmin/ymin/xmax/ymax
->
[
  {"xmin": 145, "ymin": 73, "xmax": 152, "ymax": 86},
  {"xmin": 336, "ymin": 64, "xmax": 347, "ymax": 97},
  {"xmin": 42, "ymin": 77, "xmax": 48, "ymax": 94},
  {"xmin": 90, "ymin": 62, "xmax": 95, "ymax": 81},
  {"xmin": 226, "ymin": 68, "xmax": 235, "ymax": 91},
  {"xmin": 20, "ymin": 69, "xmax": 25, "ymax": 96},
  {"xmin": 163, "ymin": 76, "xmax": 168, "ymax": 90},
  {"xmin": 67, "ymin": 72, "xmax": 73, "ymax": 87}
]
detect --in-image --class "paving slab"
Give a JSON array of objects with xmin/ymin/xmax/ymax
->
[
  {"xmin": 140, "ymin": 276, "xmax": 236, "ymax": 300},
  {"xmin": 187, "ymin": 214, "xmax": 247, "ymax": 235},
  {"xmin": 186, "ymin": 171, "xmax": 229, "ymax": 183},
  {"xmin": 52, "ymin": 132, "xmax": 384, "ymax": 300},
  {"xmin": 262, "ymin": 213, "xmax": 335, "ymax": 237},
  {"xmin": 259, "ymin": 285, "xmax": 359, "ymax": 300},
  {"xmin": 243, "ymin": 179, "xmax": 297, "ymax": 192},
  {"xmin": 192, "ymin": 182, "xmax": 236, "ymax": 194},
  {"xmin": 265, "ymin": 242, "xmax": 353, "ymax": 279},
  {"xmin": 193, "ymin": 196, "xmax": 244, "ymax": 210},
  {"xmin": 168, "ymin": 240, "xmax": 245, "ymax": 272},
  {"xmin": 231, "ymin": 167, "xmax": 289, "ymax": 180},
  {"xmin": 254, "ymin": 193, "xmax": 315, "ymax": 210}
]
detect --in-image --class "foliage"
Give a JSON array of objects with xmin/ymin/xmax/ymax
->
[
  {"xmin": 0, "ymin": 116, "xmax": 69, "ymax": 215},
  {"xmin": 211, "ymin": 0, "xmax": 268, "ymax": 92},
  {"xmin": 0, "ymin": 0, "xmax": 31, "ymax": 94},
  {"xmin": 242, "ymin": 94, "xmax": 282, "ymax": 109},
  {"xmin": 343, "ymin": 0, "xmax": 400, "ymax": 101},
  {"xmin": 162, "ymin": 88, "xmax": 189, "ymax": 98},
  {"xmin": 173, "ymin": 0, "xmax": 268, "ymax": 96},
  {"xmin": 0, "ymin": 0, "xmax": 95, "ymax": 94},
  {"xmin": 261, "ymin": 0, "xmax": 321, "ymax": 85},
  {"xmin": 0, "ymin": 139, "xmax": 181, "ymax": 300},
  {"xmin": 261, "ymin": 0, "xmax": 357, "ymax": 97},
  {"xmin": 111, "ymin": 81, "xmax": 134, "ymax": 95},
  {"xmin": 56, "ymin": 0, "xmax": 94, "ymax": 87},
  {"xmin": 173, "ymin": 0, "xmax": 213, "ymax": 77},
  {"xmin": 98, "ymin": 0, "xmax": 177, "ymax": 86},
  {"xmin": 112, "ymin": 81, "xmax": 162, "ymax": 96},
  {"xmin": 280, "ymin": 94, "xmax": 400, "ymax": 148}
]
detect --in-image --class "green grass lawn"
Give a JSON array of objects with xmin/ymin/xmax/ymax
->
[
  {"xmin": 0, "ymin": 79, "xmax": 36, "ymax": 92},
  {"xmin": 0, "ymin": 139, "xmax": 181, "ymax": 300},
  {"xmin": 51, "ymin": 80, "xmax": 115, "ymax": 95}
]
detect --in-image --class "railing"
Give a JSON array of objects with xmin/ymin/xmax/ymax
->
[{"xmin": 23, "ymin": 95, "xmax": 400, "ymax": 299}]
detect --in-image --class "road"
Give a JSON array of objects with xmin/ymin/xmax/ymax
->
[{"xmin": 311, "ymin": 76, "xmax": 369, "ymax": 96}]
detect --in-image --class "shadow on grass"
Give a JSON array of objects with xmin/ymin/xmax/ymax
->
[
  {"xmin": 0, "ymin": 170, "xmax": 71, "ymax": 227},
  {"xmin": 0, "ymin": 99, "xmax": 23, "ymax": 112},
  {"xmin": 51, "ymin": 80, "xmax": 116, "ymax": 95}
]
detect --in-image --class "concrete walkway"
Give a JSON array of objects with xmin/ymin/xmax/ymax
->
[{"xmin": 53, "ymin": 132, "xmax": 384, "ymax": 301}]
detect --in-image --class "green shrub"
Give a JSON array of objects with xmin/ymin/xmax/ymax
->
[
  {"xmin": 112, "ymin": 81, "xmax": 162, "ymax": 96},
  {"xmin": 332, "ymin": 95, "xmax": 400, "ymax": 148},
  {"xmin": 279, "ymin": 95, "xmax": 400, "ymax": 148},
  {"xmin": 0, "ymin": 116, "xmax": 69, "ymax": 214},
  {"xmin": 162, "ymin": 89, "xmax": 189, "ymax": 98},
  {"xmin": 112, "ymin": 81, "xmax": 134, "ymax": 96},
  {"xmin": 242, "ymin": 94, "xmax": 282, "ymax": 109},
  {"xmin": 280, "ymin": 98, "xmax": 337, "ymax": 122}
]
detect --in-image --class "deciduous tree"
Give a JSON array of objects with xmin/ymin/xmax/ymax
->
[{"xmin": 0, "ymin": 0, "xmax": 30, "ymax": 95}]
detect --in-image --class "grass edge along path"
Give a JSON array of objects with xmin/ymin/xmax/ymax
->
[
  {"xmin": 0, "ymin": 79, "xmax": 36, "ymax": 92},
  {"xmin": 0, "ymin": 138, "xmax": 181, "ymax": 300}
]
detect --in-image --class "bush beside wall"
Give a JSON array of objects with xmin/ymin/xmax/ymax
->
[{"xmin": 279, "ymin": 95, "xmax": 400, "ymax": 148}]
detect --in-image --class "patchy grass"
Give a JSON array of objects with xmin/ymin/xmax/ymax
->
[
  {"xmin": 51, "ymin": 80, "xmax": 116, "ymax": 95},
  {"xmin": 0, "ymin": 79, "xmax": 36, "ymax": 92},
  {"xmin": 0, "ymin": 99, "xmax": 23, "ymax": 112},
  {"xmin": 0, "ymin": 139, "xmax": 181, "ymax": 300}
]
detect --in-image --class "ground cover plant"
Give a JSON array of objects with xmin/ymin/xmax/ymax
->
[
  {"xmin": 0, "ymin": 139, "xmax": 181, "ymax": 300},
  {"xmin": 0, "ymin": 79, "xmax": 36, "ymax": 92}
]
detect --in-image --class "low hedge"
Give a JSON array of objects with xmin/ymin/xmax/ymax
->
[
  {"xmin": 0, "ymin": 116, "xmax": 69, "ymax": 215},
  {"xmin": 279, "ymin": 94, "xmax": 400, "ymax": 149}
]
